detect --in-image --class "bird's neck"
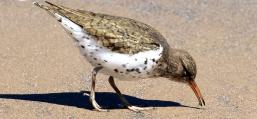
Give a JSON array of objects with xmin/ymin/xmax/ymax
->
[{"xmin": 155, "ymin": 48, "xmax": 182, "ymax": 78}]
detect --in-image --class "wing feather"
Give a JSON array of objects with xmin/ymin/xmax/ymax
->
[{"xmin": 44, "ymin": 1, "xmax": 169, "ymax": 54}]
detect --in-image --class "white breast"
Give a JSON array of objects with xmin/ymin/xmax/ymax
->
[{"xmin": 54, "ymin": 13, "xmax": 163, "ymax": 80}]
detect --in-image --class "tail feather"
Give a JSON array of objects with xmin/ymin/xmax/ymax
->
[
  {"xmin": 33, "ymin": 1, "xmax": 93, "ymax": 29},
  {"xmin": 44, "ymin": 1, "xmax": 60, "ymax": 8},
  {"xmin": 33, "ymin": 2, "xmax": 49, "ymax": 10},
  {"xmin": 44, "ymin": 1, "xmax": 66, "ymax": 11},
  {"xmin": 33, "ymin": 1, "xmax": 80, "ymax": 18},
  {"xmin": 33, "ymin": 1, "xmax": 59, "ymax": 17}
]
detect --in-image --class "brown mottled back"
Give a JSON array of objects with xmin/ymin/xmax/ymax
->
[{"xmin": 44, "ymin": 1, "xmax": 169, "ymax": 54}]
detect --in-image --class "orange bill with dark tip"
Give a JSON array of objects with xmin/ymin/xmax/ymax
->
[{"xmin": 188, "ymin": 80, "xmax": 205, "ymax": 106}]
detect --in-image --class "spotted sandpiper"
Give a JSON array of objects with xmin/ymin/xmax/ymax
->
[{"xmin": 33, "ymin": 1, "xmax": 205, "ymax": 112}]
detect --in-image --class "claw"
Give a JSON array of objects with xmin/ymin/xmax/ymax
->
[
  {"xmin": 128, "ymin": 106, "xmax": 155, "ymax": 112},
  {"xmin": 91, "ymin": 101, "xmax": 109, "ymax": 112}
]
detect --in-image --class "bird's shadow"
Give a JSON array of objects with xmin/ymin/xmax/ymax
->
[{"xmin": 0, "ymin": 91, "xmax": 199, "ymax": 110}]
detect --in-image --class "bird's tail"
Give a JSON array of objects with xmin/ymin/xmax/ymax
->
[
  {"xmin": 33, "ymin": 1, "xmax": 73, "ymax": 17},
  {"xmin": 33, "ymin": 1, "xmax": 55, "ymax": 16},
  {"xmin": 33, "ymin": 1, "xmax": 89, "ymax": 23},
  {"xmin": 33, "ymin": 1, "xmax": 95, "ymax": 31}
]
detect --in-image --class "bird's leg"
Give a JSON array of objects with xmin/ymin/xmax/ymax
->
[
  {"xmin": 108, "ymin": 76, "xmax": 154, "ymax": 112},
  {"xmin": 89, "ymin": 67, "xmax": 108, "ymax": 112}
]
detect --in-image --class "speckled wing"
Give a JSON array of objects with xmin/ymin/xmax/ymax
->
[{"xmin": 44, "ymin": 1, "xmax": 169, "ymax": 54}]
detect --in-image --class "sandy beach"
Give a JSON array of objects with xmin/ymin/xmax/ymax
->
[{"xmin": 0, "ymin": 0, "xmax": 256, "ymax": 118}]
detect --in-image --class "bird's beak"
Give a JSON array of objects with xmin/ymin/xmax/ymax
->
[{"xmin": 188, "ymin": 80, "xmax": 205, "ymax": 106}]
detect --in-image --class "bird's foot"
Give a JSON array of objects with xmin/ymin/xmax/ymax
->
[
  {"xmin": 128, "ymin": 106, "xmax": 155, "ymax": 112},
  {"xmin": 91, "ymin": 100, "xmax": 109, "ymax": 112}
]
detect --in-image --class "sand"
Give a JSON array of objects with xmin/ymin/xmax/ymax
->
[{"xmin": 0, "ymin": 0, "xmax": 256, "ymax": 119}]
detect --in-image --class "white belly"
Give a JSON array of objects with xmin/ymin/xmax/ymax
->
[{"xmin": 54, "ymin": 14, "xmax": 163, "ymax": 80}]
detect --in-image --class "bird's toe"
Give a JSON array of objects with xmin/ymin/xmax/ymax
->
[{"xmin": 128, "ymin": 106, "xmax": 154, "ymax": 112}]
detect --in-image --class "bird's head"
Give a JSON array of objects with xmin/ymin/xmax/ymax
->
[{"xmin": 164, "ymin": 49, "xmax": 205, "ymax": 106}]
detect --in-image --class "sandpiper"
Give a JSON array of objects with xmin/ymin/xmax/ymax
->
[{"xmin": 33, "ymin": 1, "xmax": 205, "ymax": 112}]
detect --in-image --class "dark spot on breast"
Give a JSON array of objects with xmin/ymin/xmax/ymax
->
[
  {"xmin": 90, "ymin": 52, "xmax": 94, "ymax": 54},
  {"xmin": 82, "ymin": 36, "xmax": 90, "ymax": 40},
  {"xmin": 95, "ymin": 49, "xmax": 99, "ymax": 51},
  {"xmin": 120, "ymin": 71, "xmax": 123, "ymax": 73},
  {"xmin": 135, "ymin": 68, "xmax": 141, "ymax": 73},
  {"xmin": 135, "ymin": 58, "xmax": 137, "ymax": 61},
  {"xmin": 93, "ymin": 58, "xmax": 97, "ymax": 60},
  {"xmin": 144, "ymin": 59, "xmax": 148, "ymax": 64},
  {"xmin": 146, "ymin": 72, "xmax": 150, "ymax": 75},
  {"xmin": 114, "ymin": 69, "xmax": 119, "ymax": 72},
  {"xmin": 70, "ymin": 27, "xmax": 74, "ymax": 30},
  {"xmin": 126, "ymin": 68, "xmax": 135, "ymax": 72},
  {"xmin": 87, "ymin": 45, "xmax": 91, "ymax": 46},
  {"xmin": 122, "ymin": 64, "xmax": 126, "ymax": 68},
  {"xmin": 80, "ymin": 45, "xmax": 85, "ymax": 48},
  {"xmin": 97, "ymin": 63, "xmax": 101, "ymax": 66},
  {"xmin": 104, "ymin": 60, "xmax": 108, "ymax": 62},
  {"xmin": 152, "ymin": 59, "xmax": 156, "ymax": 62},
  {"xmin": 57, "ymin": 19, "xmax": 62, "ymax": 22},
  {"xmin": 143, "ymin": 66, "xmax": 147, "ymax": 70}
]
